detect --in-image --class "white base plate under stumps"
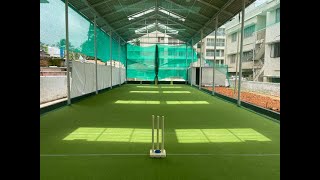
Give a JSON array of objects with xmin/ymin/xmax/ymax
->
[{"xmin": 150, "ymin": 149, "xmax": 166, "ymax": 158}]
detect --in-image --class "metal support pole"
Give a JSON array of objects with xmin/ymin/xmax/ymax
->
[
  {"xmin": 191, "ymin": 38, "xmax": 194, "ymax": 86},
  {"xmin": 185, "ymin": 43, "xmax": 188, "ymax": 84},
  {"xmin": 157, "ymin": 116, "xmax": 160, "ymax": 150},
  {"xmin": 125, "ymin": 43, "xmax": 127, "ymax": 84},
  {"xmin": 234, "ymin": 13, "xmax": 241, "ymax": 96},
  {"xmin": 110, "ymin": 31, "xmax": 113, "ymax": 89},
  {"xmin": 252, "ymin": 31, "xmax": 256, "ymax": 80},
  {"xmin": 152, "ymin": 115, "xmax": 154, "ymax": 151},
  {"xmin": 161, "ymin": 116, "xmax": 164, "ymax": 151},
  {"xmin": 65, "ymin": 0, "xmax": 71, "ymax": 105},
  {"xmin": 213, "ymin": 17, "xmax": 218, "ymax": 95},
  {"xmin": 118, "ymin": 37, "xmax": 121, "ymax": 86},
  {"xmin": 238, "ymin": 0, "xmax": 246, "ymax": 106},
  {"xmin": 94, "ymin": 15, "xmax": 98, "ymax": 94},
  {"xmin": 199, "ymin": 29, "xmax": 203, "ymax": 89}
]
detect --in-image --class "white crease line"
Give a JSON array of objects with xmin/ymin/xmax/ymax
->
[{"xmin": 40, "ymin": 153, "xmax": 280, "ymax": 157}]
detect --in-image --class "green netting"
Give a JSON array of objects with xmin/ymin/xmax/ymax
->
[
  {"xmin": 112, "ymin": 37, "xmax": 119, "ymax": 62},
  {"xmin": 120, "ymin": 44, "xmax": 126, "ymax": 66},
  {"xmin": 127, "ymin": 43, "xmax": 197, "ymax": 81},
  {"xmin": 96, "ymin": 28, "xmax": 110, "ymax": 62},
  {"xmin": 127, "ymin": 44, "xmax": 156, "ymax": 81},
  {"xmin": 40, "ymin": 0, "xmax": 125, "ymax": 65},
  {"xmin": 40, "ymin": 0, "xmax": 65, "ymax": 51},
  {"xmin": 158, "ymin": 44, "xmax": 196, "ymax": 81}
]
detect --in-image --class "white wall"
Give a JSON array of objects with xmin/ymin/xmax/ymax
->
[
  {"xmin": 188, "ymin": 67, "xmax": 228, "ymax": 86},
  {"xmin": 229, "ymin": 80, "xmax": 280, "ymax": 97},
  {"xmin": 121, "ymin": 68, "xmax": 126, "ymax": 83},
  {"xmin": 97, "ymin": 65, "xmax": 111, "ymax": 90},
  {"xmin": 41, "ymin": 61, "xmax": 126, "ymax": 104},
  {"xmin": 188, "ymin": 67, "xmax": 196, "ymax": 85},
  {"xmin": 71, "ymin": 61, "xmax": 123, "ymax": 98},
  {"xmin": 71, "ymin": 61, "xmax": 96, "ymax": 98},
  {"xmin": 112, "ymin": 66, "xmax": 120, "ymax": 85},
  {"xmin": 40, "ymin": 76, "xmax": 67, "ymax": 104}
]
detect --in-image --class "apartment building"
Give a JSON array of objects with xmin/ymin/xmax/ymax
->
[
  {"xmin": 132, "ymin": 31, "xmax": 185, "ymax": 46},
  {"xmin": 193, "ymin": 26, "xmax": 226, "ymax": 67},
  {"xmin": 224, "ymin": 0, "xmax": 280, "ymax": 82}
]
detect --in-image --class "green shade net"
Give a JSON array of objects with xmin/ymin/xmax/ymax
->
[
  {"xmin": 112, "ymin": 37, "xmax": 119, "ymax": 61},
  {"xmin": 158, "ymin": 44, "xmax": 196, "ymax": 81},
  {"xmin": 40, "ymin": 0, "xmax": 125, "ymax": 65},
  {"xmin": 120, "ymin": 43, "xmax": 126, "ymax": 66},
  {"xmin": 40, "ymin": 0, "xmax": 65, "ymax": 52},
  {"xmin": 127, "ymin": 44, "xmax": 156, "ymax": 81},
  {"xmin": 127, "ymin": 43, "xmax": 197, "ymax": 81}
]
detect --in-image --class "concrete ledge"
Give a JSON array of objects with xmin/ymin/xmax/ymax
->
[{"xmin": 40, "ymin": 83, "xmax": 125, "ymax": 116}]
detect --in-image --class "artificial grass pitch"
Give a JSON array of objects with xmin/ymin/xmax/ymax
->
[{"xmin": 40, "ymin": 84, "xmax": 280, "ymax": 180}]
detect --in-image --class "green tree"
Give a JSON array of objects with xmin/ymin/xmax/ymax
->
[{"xmin": 56, "ymin": 39, "xmax": 74, "ymax": 50}]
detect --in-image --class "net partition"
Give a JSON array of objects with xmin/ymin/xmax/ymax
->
[
  {"xmin": 126, "ymin": 44, "xmax": 156, "ymax": 81},
  {"xmin": 40, "ymin": 0, "xmax": 126, "ymax": 102},
  {"xmin": 126, "ymin": 43, "xmax": 197, "ymax": 81}
]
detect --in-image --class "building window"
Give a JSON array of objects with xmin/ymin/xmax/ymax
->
[
  {"xmin": 216, "ymin": 39, "xmax": 225, "ymax": 46},
  {"xmin": 271, "ymin": 77, "xmax": 280, "ymax": 83},
  {"xmin": 231, "ymin": 33, "xmax": 237, "ymax": 42},
  {"xmin": 206, "ymin": 50, "xmax": 223, "ymax": 57},
  {"xmin": 178, "ymin": 51, "xmax": 184, "ymax": 57},
  {"xmin": 229, "ymin": 54, "xmax": 236, "ymax": 63},
  {"xmin": 207, "ymin": 38, "xmax": 215, "ymax": 46},
  {"xmin": 221, "ymin": 50, "xmax": 224, "ymax": 57},
  {"xmin": 168, "ymin": 49, "xmax": 175, "ymax": 56},
  {"xmin": 270, "ymin": 42, "xmax": 280, "ymax": 58},
  {"xmin": 207, "ymin": 38, "xmax": 225, "ymax": 46},
  {"xmin": 276, "ymin": 8, "xmax": 280, "ymax": 23},
  {"xmin": 243, "ymin": 50, "xmax": 253, "ymax": 61},
  {"xmin": 206, "ymin": 49, "xmax": 215, "ymax": 56},
  {"xmin": 244, "ymin": 25, "xmax": 255, "ymax": 38},
  {"xmin": 221, "ymin": 60, "xmax": 224, "ymax": 64}
]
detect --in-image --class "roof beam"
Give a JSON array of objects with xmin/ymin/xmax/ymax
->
[
  {"xmin": 79, "ymin": 0, "xmax": 126, "ymax": 43},
  {"xmin": 190, "ymin": 0, "xmax": 236, "ymax": 44},
  {"xmin": 119, "ymin": 23, "xmax": 192, "ymax": 37},
  {"xmin": 196, "ymin": 0, "xmax": 233, "ymax": 16},
  {"xmin": 110, "ymin": 10, "xmax": 202, "ymax": 28},
  {"xmin": 156, "ymin": 13, "xmax": 198, "ymax": 32},
  {"xmin": 157, "ymin": 10, "xmax": 203, "ymax": 27},
  {"xmin": 114, "ymin": 15, "xmax": 154, "ymax": 31},
  {"xmin": 156, "ymin": 30, "xmax": 188, "ymax": 40},
  {"xmin": 78, "ymin": 0, "xmax": 112, "ymax": 12},
  {"xmin": 109, "ymin": 9, "xmax": 157, "ymax": 26},
  {"xmin": 164, "ymin": 0, "xmax": 210, "ymax": 20},
  {"xmin": 155, "ymin": 21, "xmax": 193, "ymax": 36},
  {"xmin": 101, "ymin": 0, "xmax": 148, "ymax": 18},
  {"xmin": 123, "ymin": 31, "xmax": 188, "ymax": 41}
]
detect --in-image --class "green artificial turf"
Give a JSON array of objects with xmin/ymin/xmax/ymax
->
[{"xmin": 40, "ymin": 84, "xmax": 280, "ymax": 180}]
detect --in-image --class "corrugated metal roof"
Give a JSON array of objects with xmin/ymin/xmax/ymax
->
[{"xmin": 67, "ymin": 0, "xmax": 256, "ymax": 45}]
